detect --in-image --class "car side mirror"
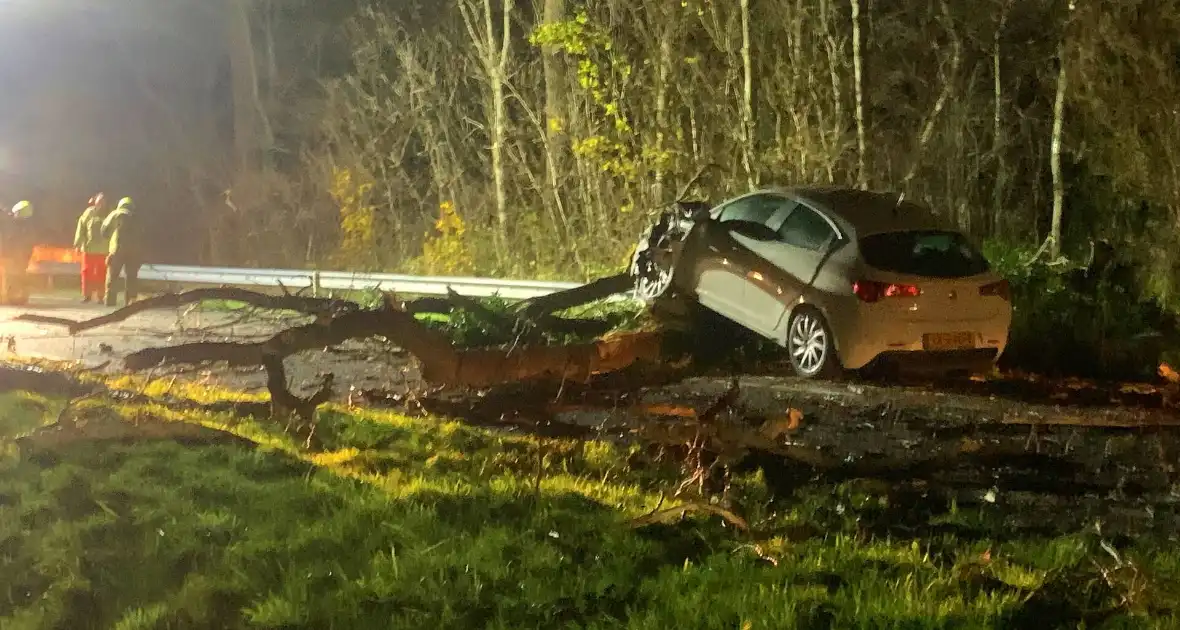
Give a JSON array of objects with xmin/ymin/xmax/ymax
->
[{"xmin": 724, "ymin": 220, "xmax": 779, "ymax": 241}]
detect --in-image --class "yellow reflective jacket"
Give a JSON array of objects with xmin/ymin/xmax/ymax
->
[
  {"xmin": 101, "ymin": 206, "xmax": 138, "ymax": 257},
  {"xmin": 74, "ymin": 206, "xmax": 108, "ymax": 254}
]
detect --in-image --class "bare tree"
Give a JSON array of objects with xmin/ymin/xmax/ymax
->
[
  {"xmin": 459, "ymin": 0, "xmax": 517, "ymax": 259},
  {"xmin": 900, "ymin": 0, "xmax": 962, "ymax": 190},
  {"xmin": 226, "ymin": 0, "xmax": 275, "ymax": 171},
  {"xmin": 695, "ymin": 0, "xmax": 757, "ymax": 189}
]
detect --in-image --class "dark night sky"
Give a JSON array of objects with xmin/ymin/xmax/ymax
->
[{"xmin": 0, "ymin": 0, "xmax": 231, "ymax": 254}]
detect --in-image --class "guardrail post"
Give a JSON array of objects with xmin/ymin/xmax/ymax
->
[{"xmin": 312, "ymin": 271, "xmax": 322, "ymax": 297}]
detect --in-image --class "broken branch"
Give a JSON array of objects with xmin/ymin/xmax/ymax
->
[
  {"xmin": 16, "ymin": 287, "xmax": 357, "ymax": 335},
  {"xmin": 516, "ymin": 273, "xmax": 633, "ymax": 320},
  {"xmin": 262, "ymin": 353, "xmax": 334, "ymax": 420},
  {"xmin": 630, "ymin": 502, "xmax": 750, "ymax": 531}
]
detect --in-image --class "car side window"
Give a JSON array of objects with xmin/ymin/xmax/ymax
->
[
  {"xmin": 778, "ymin": 205, "xmax": 837, "ymax": 251},
  {"xmin": 716, "ymin": 194, "xmax": 779, "ymax": 225}
]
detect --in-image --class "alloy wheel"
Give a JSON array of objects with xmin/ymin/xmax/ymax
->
[
  {"xmin": 789, "ymin": 311, "xmax": 828, "ymax": 376},
  {"xmin": 634, "ymin": 253, "xmax": 674, "ymax": 301}
]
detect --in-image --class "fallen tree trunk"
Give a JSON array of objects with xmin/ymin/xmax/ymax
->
[
  {"xmin": 263, "ymin": 354, "xmax": 334, "ymax": 422},
  {"xmin": 428, "ymin": 331, "xmax": 663, "ymax": 387},
  {"xmin": 517, "ymin": 273, "xmax": 633, "ymax": 319},
  {"xmin": 121, "ymin": 307, "xmax": 454, "ymax": 370},
  {"xmin": 22, "ymin": 289, "xmax": 667, "ymax": 391}
]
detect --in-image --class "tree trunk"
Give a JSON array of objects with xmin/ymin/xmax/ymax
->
[
  {"xmin": 485, "ymin": 0, "xmax": 515, "ymax": 258},
  {"xmin": 653, "ymin": 29, "xmax": 671, "ymax": 205},
  {"xmin": 990, "ymin": 2, "xmax": 1010, "ymax": 238},
  {"xmin": 541, "ymin": 0, "xmax": 566, "ymax": 150},
  {"xmin": 739, "ymin": 0, "xmax": 756, "ymax": 189},
  {"xmin": 491, "ymin": 70, "xmax": 509, "ymax": 251},
  {"xmin": 850, "ymin": 0, "xmax": 867, "ymax": 189},
  {"xmin": 1049, "ymin": 37, "xmax": 1069, "ymax": 259},
  {"xmin": 540, "ymin": 0, "xmax": 568, "ymax": 254}
]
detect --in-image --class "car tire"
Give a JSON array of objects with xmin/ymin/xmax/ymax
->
[
  {"xmin": 785, "ymin": 306, "xmax": 842, "ymax": 379},
  {"xmin": 630, "ymin": 223, "xmax": 679, "ymax": 304}
]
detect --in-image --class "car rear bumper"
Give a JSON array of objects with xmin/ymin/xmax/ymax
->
[
  {"xmin": 866, "ymin": 348, "xmax": 1001, "ymax": 375},
  {"xmin": 830, "ymin": 307, "xmax": 1011, "ymax": 371}
]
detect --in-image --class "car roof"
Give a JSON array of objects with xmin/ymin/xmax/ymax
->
[{"xmin": 765, "ymin": 186, "xmax": 947, "ymax": 236}]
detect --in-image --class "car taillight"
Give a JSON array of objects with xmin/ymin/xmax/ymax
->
[
  {"xmin": 979, "ymin": 279, "xmax": 1011, "ymax": 301},
  {"xmin": 853, "ymin": 280, "xmax": 921, "ymax": 303}
]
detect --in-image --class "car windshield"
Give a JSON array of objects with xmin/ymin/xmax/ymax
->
[{"xmin": 859, "ymin": 230, "xmax": 990, "ymax": 278}]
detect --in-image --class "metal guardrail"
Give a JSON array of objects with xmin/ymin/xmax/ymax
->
[{"xmin": 29, "ymin": 261, "xmax": 598, "ymax": 301}]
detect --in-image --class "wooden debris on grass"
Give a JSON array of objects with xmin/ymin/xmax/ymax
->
[
  {"xmin": 629, "ymin": 502, "xmax": 750, "ymax": 531},
  {"xmin": 628, "ymin": 380, "xmax": 829, "ymax": 469}
]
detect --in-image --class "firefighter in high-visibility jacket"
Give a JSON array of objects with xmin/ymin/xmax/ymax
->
[
  {"xmin": 101, "ymin": 196, "xmax": 142, "ymax": 306},
  {"xmin": 0, "ymin": 201, "xmax": 37, "ymax": 305},
  {"xmin": 74, "ymin": 193, "xmax": 109, "ymax": 303}
]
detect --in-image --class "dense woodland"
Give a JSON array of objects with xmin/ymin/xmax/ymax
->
[{"xmin": 202, "ymin": 0, "xmax": 1177, "ymax": 285}]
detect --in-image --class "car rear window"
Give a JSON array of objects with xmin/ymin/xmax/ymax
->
[{"xmin": 858, "ymin": 230, "xmax": 990, "ymax": 278}]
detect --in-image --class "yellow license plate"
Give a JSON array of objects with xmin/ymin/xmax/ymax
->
[{"xmin": 923, "ymin": 332, "xmax": 975, "ymax": 351}]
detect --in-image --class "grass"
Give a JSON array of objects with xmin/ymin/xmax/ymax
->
[{"xmin": 1, "ymin": 380, "xmax": 1178, "ymax": 629}]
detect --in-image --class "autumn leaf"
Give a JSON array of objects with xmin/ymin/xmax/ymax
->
[{"xmin": 760, "ymin": 408, "xmax": 804, "ymax": 440}]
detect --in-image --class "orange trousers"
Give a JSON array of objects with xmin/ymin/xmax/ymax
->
[{"xmin": 81, "ymin": 253, "xmax": 107, "ymax": 300}]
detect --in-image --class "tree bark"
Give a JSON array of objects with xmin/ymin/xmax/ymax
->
[
  {"xmin": 653, "ymin": 28, "xmax": 672, "ymax": 204},
  {"xmin": 517, "ymin": 273, "xmax": 633, "ymax": 319},
  {"xmin": 739, "ymin": 0, "xmax": 756, "ymax": 189},
  {"xmin": 990, "ymin": 1, "xmax": 1011, "ymax": 238},
  {"xmin": 491, "ymin": 68, "xmax": 510, "ymax": 252},
  {"xmin": 850, "ymin": 0, "xmax": 867, "ymax": 189},
  {"xmin": 539, "ymin": 0, "xmax": 572, "ymax": 260},
  {"xmin": 541, "ymin": 0, "xmax": 567, "ymax": 150},
  {"xmin": 491, "ymin": 0, "xmax": 515, "ymax": 256},
  {"xmin": 1049, "ymin": 35, "xmax": 1069, "ymax": 259}
]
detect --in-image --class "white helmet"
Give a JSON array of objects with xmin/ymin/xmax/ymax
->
[{"xmin": 11, "ymin": 200, "xmax": 32, "ymax": 219}]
